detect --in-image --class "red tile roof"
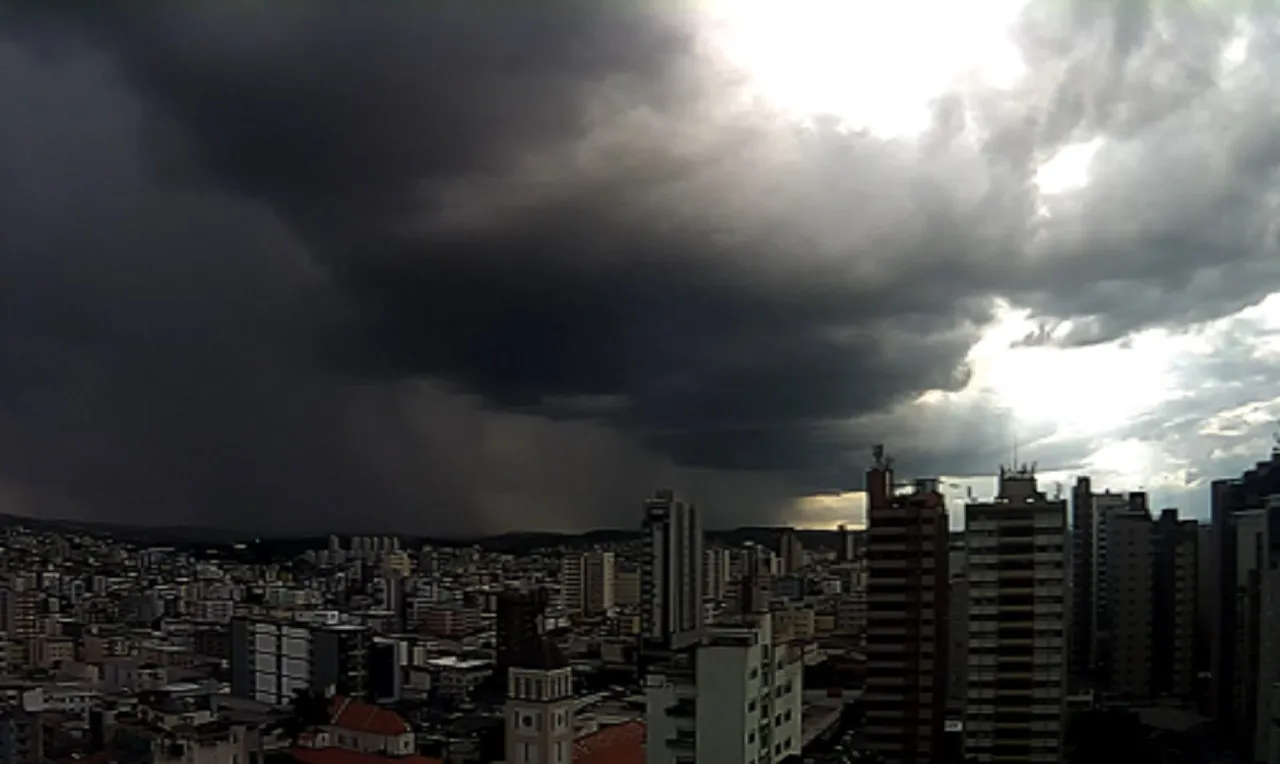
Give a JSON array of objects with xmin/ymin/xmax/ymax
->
[
  {"xmin": 574, "ymin": 720, "xmax": 645, "ymax": 764},
  {"xmin": 290, "ymin": 749, "xmax": 441, "ymax": 764},
  {"xmin": 327, "ymin": 696, "xmax": 412, "ymax": 735}
]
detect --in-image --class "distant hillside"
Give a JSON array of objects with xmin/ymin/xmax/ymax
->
[
  {"xmin": 0, "ymin": 511, "xmax": 862, "ymax": 555},
  {"xmin": 0, "ymin": 512, "xmax": 249, "ymax": 545},
  {"xmin": 472, "ymin": 525, "xmax": 861, "ymax": 554}
]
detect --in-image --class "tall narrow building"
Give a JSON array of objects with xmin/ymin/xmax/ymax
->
[
  {"xmin": 1089, "ymin": 490, "xmax": 1132, "ymax": 679},
  {"xmin": 863, "ymin": 445, "xmax": 950, "ymax": 764},
  {"xmin": 703, "ymin": 547, "xmax": 732, "ymax": 602},
  {"xmin": 582, "ymin": 551, "xmax": 616, "ymax": 616},
  {"xmin": 1101, "ymin": 505, "xmax": 1154, "ymax": 697},
  {"xmin": 1208, "ymin": 448, "xmax": 1280, "ymax": 746},
  {"xmin": 964, "ymin": 465, "xmax": 1068, "ymax": 763},
  {"xmin": 496, "ymin": 587, "xmax": 549, "ymax": 676},
  {"xmin": 837, "ymin": 523, "xmax": 854, "ymax": 563},
  {"xmin": 1152, "ymin": 509, "xmax": 1199, "ymax": 701},
  {"xmin": 560, "ymin": 550, "xmax": 616, "ymax": 616},
  {"xmin": 779, "ymin": 528, "xmax": 806, "ymax": 575},
  {"xmin": 1069, "ymin": 476, "xmax": 1094, "ymax": 680},
  {"xmin": 1251, "ymin": 498, "xmax": 1280, "ymax": 761},
  {"xmin": 642, "ymin": 489, "xmax": 704, "ymax": 651}
]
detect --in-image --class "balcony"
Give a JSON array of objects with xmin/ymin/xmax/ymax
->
[{"xmin": 667, "ymin": 729, "xmax": 696, "ymax": 753}]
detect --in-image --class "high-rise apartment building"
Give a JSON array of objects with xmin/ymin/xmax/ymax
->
[
  {"xmin": 1069, "ymin": 476, "xmax": 1094, "ymax": 679},
  {"xmin": 644, "ymin": 610, "xmax": 803, "ymax": 764},
  {"xmin": 1252, "ymin": 498, "xmax": 1280, "ymax": 762},
  {"xmin": 558, "ymin": 555, "xmax": 583, "ymax": 614},
  {"xmin": 1152, "ymin": 508, "xmax": 1199, "ymax": 701},
  {"xmin": 230, "ymin": 618, "xmax": 369, "ymax": 705},
  {"xmin": 642, "ymin": 489, "xmax": 703, "ymax": 651},
  {"xmin": 1233, "ymin": 508, "xmax": 1270, "ymax": 753},
  {"xmin": 863, "ymin": 446, "xmax": 950, "ymax": 764},
  {"xmin": 1101, "ymin": 506, "xmax": 1154, "ymax": 697},
  {"xmin": 559, "ymin": 551, "xmax": 615, "ymax": 616},
  {"xmin": 837, "ymin": 523, "xmax": 854, "ymax": 563},
  {"xmin": 582, "ymin": 551, "xmax": 615, "ymax": 616},
  {"xmin": 1089, "ymin": 490, "xmax": 1134, "ymax": 679},
  {"xmin": 703, "ymin": 547, "xmax": 732, "ymax": 602},
  {"xmin": 948, "ymin": 556, "xmax": 969, "ymax": 714},
  {"xmin": 964, "ymin": 466, "xmax": 1067, "ymax": 763},
  {"xmin": 779, "ymin": 529, "xmax": 806, "ymax": 575},
  {"xmin": 496, "ymin": 588, "xmax": 550, "ymax": 674},
  {"xmin": 614, "ymin": 567, "xmax": 641, "ymax": 608},
  {"xmin": 1208, "ymin": 448, "xmax": 1280, "ymax": 747}
]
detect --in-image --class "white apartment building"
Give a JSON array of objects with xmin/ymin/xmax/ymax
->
[
  {"xmin": 703, "ymin": 548, "xmax": 732, "ymax": 602},
  {"xmin": 231, "ymin": 619, "xmax": 312, "ymax": 706},
  {"xmin": 559, "ymin": 551, "xmax": 616, "ymax": 616},
  {"xmin": 964, "ymin": 467, "xmax": 1068, "ymax": 763},
  {"xmin": 645, "ymin": 611, "xmax": 803, "ymax": 764},
  {"xmin": 642, "ymin": 490, "xmax": 704, "ymax": 650},
  {"xmin": 583, "ymin": 551, "xmax": 615, "ymax": 616},
  {"xmin": 230, "ymin": 619, "xmax": 369, "ymax": 706}
]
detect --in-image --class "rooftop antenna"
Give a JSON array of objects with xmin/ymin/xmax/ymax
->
[{"xmin": 1272, "ymin": 421, "xmax": 1280, "ymax": 454}]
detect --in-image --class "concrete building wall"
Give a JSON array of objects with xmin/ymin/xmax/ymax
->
[
  {"xmin": 582, "ymin": 552, "xmax": 615, "ymax": 617},
  {"xmin": 864, "ymin": 465, "xmax": 949, "ymax": 764},
  {"xmin": 964, "ymin": 469, "xmax": 1067, "ymax": 764},
  {"xmin": 1104, "ymin": 511, "xmax": 1153, "ymax": 698}
]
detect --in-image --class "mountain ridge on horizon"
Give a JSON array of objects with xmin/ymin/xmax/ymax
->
[{"xmin": 0, "ymin": 511, "xmax": 868, "ymax": 549}]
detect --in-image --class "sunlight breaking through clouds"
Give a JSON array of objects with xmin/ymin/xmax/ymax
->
[{"xmin": 703, "ymin": 0, "xmax": 1029, "ymax": 134}]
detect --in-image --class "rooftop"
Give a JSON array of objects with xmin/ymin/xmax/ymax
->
[
  {"xmin": 574, "ymin": 720, "xmax": 644, "ymax": 764},
  {"xmin": 327, "ymin": 696, "xmax": 411, "ymax": 736},
  {"xmin": 291, "ymin": 750, "xmax": 441, "ymax": 764},
  {"xmin": 425, "ymin": 656, "xmax": 490, "ymax": 671}
]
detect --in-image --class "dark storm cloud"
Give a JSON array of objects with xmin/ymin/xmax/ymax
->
[
  {"xmin": 0, "ymin": 11, "xmax": 809, "ymax": 532},
  {"xmin": 4, "ymin": 0, "xmax": 1280, "ymax": 531},
  {"xmin": 35, "ymin": 1, "xmax": 993, "ymax": 476}
]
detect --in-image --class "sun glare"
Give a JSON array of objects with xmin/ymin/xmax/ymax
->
[
  {"xmin": 1035, "ymin": 138, "xmax": 1102, "ymax": 196},
  {"xmin": 966, "ymin": 303, "xmax": 1181, "ymax": 438},
  {"xmin": 702, "ymin": 0, "xmax": 1029, "ymax": 135}
]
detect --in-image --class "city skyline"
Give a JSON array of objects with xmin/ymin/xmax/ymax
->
[{"xmin": 4, "ymin": 2, "xmax": 1280, "ymax": 536}]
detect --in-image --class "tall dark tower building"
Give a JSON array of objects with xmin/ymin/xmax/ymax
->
[
  {"xmin": 641, "ymin": 489, "xmax": 704, "ymax": 651},
  {"xmin": 1152, "ymin": 508, "xmax": 1199, "ymax": 701},
  {"xmin": 1209, "ymin": 452, "xmax": 1280, "ymax": 735},
  {"xmin": 1070, "ymin": 475, "xmax": 1095, "ymax": 680},
  {"xmin": 837, "ymin": 523, "xmax": 853, "ymax": 562},
  {"xmin": 496, "ymin": 587, "xmax": 550, "ymax": 674},
  {"xmin": 864, "ymin": 445, "xmax": 950, "ymax": 764},
  {"xmin": 1207, "ymin": 446, "xmax": 1280, "ymax": 751}
]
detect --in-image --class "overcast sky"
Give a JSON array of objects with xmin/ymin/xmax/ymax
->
[{"xmin": 2, "ymin": 1, "xmax": 1279, "ymax": 535}]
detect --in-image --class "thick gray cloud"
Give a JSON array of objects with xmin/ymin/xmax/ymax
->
[{"xmin": 3, "ymin": 1, "xmax": 1280, "ymax": 533}]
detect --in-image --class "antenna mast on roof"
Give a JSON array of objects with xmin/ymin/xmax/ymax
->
[{"xmin": 871, "ymin": 443, "xmax": 894, "ymax": 471}]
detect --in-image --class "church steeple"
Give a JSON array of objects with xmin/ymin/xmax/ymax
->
[{"xmin": 504, "ymin": 662, "xmax": 576, "ymax": 764}]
